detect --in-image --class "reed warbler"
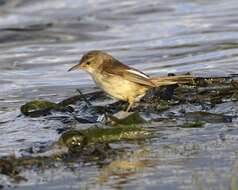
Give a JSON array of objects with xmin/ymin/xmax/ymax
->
[{"xmin": 68, "ymin": 50, "xmax": 191, "ymax": 111}]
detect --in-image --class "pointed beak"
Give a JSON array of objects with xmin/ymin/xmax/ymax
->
[{"xmin": 68, "ymin": 63, "xmax": 82, "ymax": 72}]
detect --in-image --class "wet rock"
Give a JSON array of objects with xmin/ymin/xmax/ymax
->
[
  {"xmin": 184, "ymin": 111, "xmax": 232, "ymax": 123},
  {"xmin": 73, "ymin": 102, "xmax": 107, "ymax": 123},
  {"xmin": 58, "ymin": 126, "xmax": 151, "ymax": 150},
  {"xmin": 20, "ymin": 100, "xmax": 73, "ymax": 117},
  {"xmin": 58, "ymin": 130, "xmax": 86, "ymax": 149},
  {"xmin": 142, "ymin": 85, "xmax": 177, "ymax": 104},
  {"xmin": 106, "ymin": 111, "xmax": 146, "ymax": 125}
]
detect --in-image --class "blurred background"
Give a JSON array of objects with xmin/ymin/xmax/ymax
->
[
  {"xmin": 1, "ymin": 0, "xmax": 238, "ymax": 189},
  {"xmin": 1, "ymin": 0, "xmax": 238, "ymax": 98}
]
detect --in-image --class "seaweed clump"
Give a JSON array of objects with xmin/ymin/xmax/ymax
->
[
  {"xmin": 58, "ymin": 126, "xmax": 151, "ymax": 149},
  {"xmin": 20, "ymin": 100, "xmax": 73, "ymax": 117}
]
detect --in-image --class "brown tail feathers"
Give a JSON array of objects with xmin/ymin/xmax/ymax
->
[{"xmin": 151, "ymin": 75, "xmax": 195, "ymax": 87}]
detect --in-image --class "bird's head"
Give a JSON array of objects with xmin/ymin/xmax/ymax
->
[{"xmin": 68, "ymin": 50, "xmax": 111, "ymax": 74}]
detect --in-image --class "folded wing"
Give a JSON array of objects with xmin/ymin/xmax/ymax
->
[{"xmin": 101, "ymin": 59, "xmax": 155, "ymax": 87}]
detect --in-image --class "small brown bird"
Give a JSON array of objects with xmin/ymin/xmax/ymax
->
[{"xmin": 68, "ymin": 50, "xmax": 192, "ymax": 111}]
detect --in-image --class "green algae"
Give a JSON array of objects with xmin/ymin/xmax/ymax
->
[
  {"xmin": 58, "ymin": 126, "xmax": 152, "ymax": 148},
  {"xmin": 20, "ymin": 100, "xmax": 59, "ymax": 117},
  {"xmin": 182, "ymin": 121, "xmax": 204, "ymax": 128},
  {"xmin": 20, "ymin": 100, "xmax": 73, "ymax": 117}
]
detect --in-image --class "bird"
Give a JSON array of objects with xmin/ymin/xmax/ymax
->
[{"xmin": 68, "ymin": 50, "xmax": 193, "ymax": 112}]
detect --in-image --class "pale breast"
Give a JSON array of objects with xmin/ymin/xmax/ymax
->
[{"xmin": 92, "ymin": 74, "xmax": 147, "ymax": 102}]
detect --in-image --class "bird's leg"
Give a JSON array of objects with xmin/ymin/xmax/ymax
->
[
  {"xmin": 76, "ymin": 89, "xmax": 92, "ymax": 105},
  {"xmin": 126, "ymin": 101, "xmax": 134, "ymax": 112}
]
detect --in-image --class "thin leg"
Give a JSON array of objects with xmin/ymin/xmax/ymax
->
[
  {"xmin": 126, "ymin": 102, "xmax": 134, "ymax": 112},
  {"xmin": 76, "ymin": 89, "xmax": 92, "ymax": 105}
]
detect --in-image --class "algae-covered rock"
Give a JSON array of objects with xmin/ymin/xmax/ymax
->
[
  {"xmin": 106, "ymin": 111, "xmax": 146, "ymax": 125},
  {"xmin": 58, "ymin": 126, "xmax": 151, "ymax": 149},
  {"xmin": 20, "ymin": 100, "xmax": 72, "ymax": 117},
  {"xmin": 58, "ymin": 130, "xmax": 85, "ymax": 148}
]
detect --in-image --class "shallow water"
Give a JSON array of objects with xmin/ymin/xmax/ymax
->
[{"xmin": 1, "ymin": 0, "xmax": 238, "ymax": 189}]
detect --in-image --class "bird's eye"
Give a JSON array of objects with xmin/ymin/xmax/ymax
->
[{"xmin": 86, "ymin": 61, "xmax": 90, "ymax": 65}]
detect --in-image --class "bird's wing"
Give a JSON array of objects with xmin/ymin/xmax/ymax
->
[{"xmin": 101, "ymin": 59, "xmax": 155, "ymax": 87}]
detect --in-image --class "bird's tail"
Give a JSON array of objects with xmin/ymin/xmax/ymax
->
[{"xmin": 151, "ymin": 75, "xmax": 195, "ymax": 87}]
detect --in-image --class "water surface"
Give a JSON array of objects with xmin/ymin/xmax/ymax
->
[{"xmin": 1, "ymin": 0, "xmax": 238, "ymax": 189}]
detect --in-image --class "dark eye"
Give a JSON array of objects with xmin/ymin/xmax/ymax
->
[{"xmin": 86, "ymin": 61, "xmax": 90, "ymax": 65}]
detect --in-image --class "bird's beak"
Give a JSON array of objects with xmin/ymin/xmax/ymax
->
[{"xmin": 68, "ymin": 63, "xmax": 82, "ymax": 72}]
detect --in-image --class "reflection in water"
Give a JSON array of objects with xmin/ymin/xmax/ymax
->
[
  {"xmin": 1, "ymin": 0, "xmax": 238, "ymax": 189},
  {"xmin": 97, "ymin": 148, "xmax": 153, "ymax": 189}
]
